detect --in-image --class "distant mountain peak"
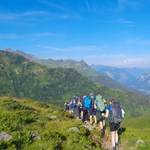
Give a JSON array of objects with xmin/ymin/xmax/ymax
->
[
  {"xmin": 4, "ymin": 48, "xmax": 38, "ymax": 60},
  {"xmin": 79, "ymin": 59, "xmax": 88, "ymax": 66},
  {"xmin": 4, "ymin": 48, "xmax": 13, "ymax": 52}
]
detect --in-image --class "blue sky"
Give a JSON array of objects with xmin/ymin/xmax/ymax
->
[{"xmin": 0, "ymin": 0, "xmax": 150, "ymax": 68}]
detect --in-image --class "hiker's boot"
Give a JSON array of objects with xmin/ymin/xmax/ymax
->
[
  {"xmin": 93, "ymin": 123, "xmax": 97, "ymax": 127},
  {"xmin": 112, "ymin": 147, "xmax": 116, "ymax": 150},
  {"xmin": 101, "ymin": 129, "xmax": 105, "ymax": 138},
  {"xmin": 115, "ymin": 143, "xmax": 119, "ymax": 150}
]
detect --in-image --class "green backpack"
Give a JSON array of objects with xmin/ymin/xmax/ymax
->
[{"xmin": 96, "ymin": 95, "xmax": 105, "ymax": 112}]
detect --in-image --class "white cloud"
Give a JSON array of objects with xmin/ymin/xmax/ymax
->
[
  {"xmin": 39, "ymin": 0, "xmax": 81, "ymax": 19},
  {"xmin": 106, "ymin": 18, "xmax": 133, "ymax": 25},
  {"xmin": 0, "ymin": 34, "xmax": 18, "ymax": 39},
  {"xmin": 39, "ymin": 0, "xmax": 71, "ymax": 12},
  {"xmin": 37, "ymin": 45, "xmax": 98, "ymax": 52},
  {"xmin": 0, "ymin": 11, "xmax": 48, "ymax": 21},
  {"xmin": 116, "ymin": 57, "xmax": 145, "ymax": 67},
  {"xmin": 35, "ymin": 32, "xmax": 59, "ymax": 37},
  {"xmin": 117, "ymin": 0, "xmax": 141, "ymax": 10},
  {"xmin": 84, "ymin": 54, "xmax": 150, "ymax": 68},
  {"xmin": 125, "ymin": 39, "xmax": 150, "ymax": 46}
]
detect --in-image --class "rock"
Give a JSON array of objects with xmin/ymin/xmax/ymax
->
[
  {"xmin": 31, "ymin": 132, "xmax": 41, "ymax": 140},
  {"xmin": 49, "ymin": 115, "xmax": 57, "ymax": 119},
  {"xmin": 0, "ymin": 132, "xmax": 12, "ymax": 141},
  {"xmin": 136, "ymin": 139, "xmax": 144, "ymax": 147},
  {"xmin": 68, "ymin": 127, "xmax": 80, "ymax": 133},
  {"xmin": 81, "ymin": 124, "xmax": 94, "ymax": 131}
]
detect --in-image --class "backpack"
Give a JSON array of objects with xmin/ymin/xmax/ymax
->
[
  {"xmin": 96, "ymin": 95, "xmax": 105, "ymax": 112},
  {"xmin": 110, "ymin": 102, "xmax": 122, "ymax": 123},
  {"xmin": 83, "ymin": 97, "xmax": 91, "ymax": 109}
]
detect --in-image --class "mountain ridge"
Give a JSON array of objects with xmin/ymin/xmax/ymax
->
[
  {"xmin": 91, "ymin": 64, "xmax": 150, "ymax": 95},
  {"xmin": 1, "ymin": 50, "xmax": 150, "ymax": 118},
  {"xmin": 5, "ymin": 49, "xmax": 135, "ymax": 92},
  {"xmin": 0, "ymin": 50, "xmax": 99, "ymax": 105}
]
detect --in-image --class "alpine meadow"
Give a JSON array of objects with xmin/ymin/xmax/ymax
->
[
  {"xmin": 0, "ymin": 50, "xmax": 150, "ymax": 150},
  {"xmin": 1, "ymin": 0, "xmax": 150, "ymax": 149}
]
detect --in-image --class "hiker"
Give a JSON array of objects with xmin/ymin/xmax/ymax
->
[
  {"xmin": 95, "ymin": 92, "xmax": 106, "ymax": 138},
  {"xmin": 102, "ymin": 98, "xmax": 122, "ymax": 150},
  {"xmin": 76, "ymin": 96, "xmax": 83, "ymax": 119},
  {"xmin": 72, "ymin": 95, "xmax": 78, "ymax": 117},
  {"xmin": 89, "ymin": 94, "xmax": 97, "ymax": 125},
  {"xmin": 80, "ymin": 96, "xmax": 84, "ymax": 120},
  {"xmin": 82, "ymin": 95, "xmax": 90, "ymax": 123},
  {"xmin": 68, "ymin": 99, "xmax": 74, "ymax": 114},
  {"xmin": 64, "ymin": 100, "xmax": 70, "ymax": 111},
  {"xmin": 103, "ymin": 101, "xmax": 108, "ymax": 129}
]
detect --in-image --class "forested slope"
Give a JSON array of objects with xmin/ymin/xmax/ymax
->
[{"xmin": 0, "ymin": 50, "xmax": 150, "ymax": 118}]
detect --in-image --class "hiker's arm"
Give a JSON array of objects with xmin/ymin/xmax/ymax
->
[{"xmin": 103, "ymin": 109, "xmax": 109, "ymax": 118}]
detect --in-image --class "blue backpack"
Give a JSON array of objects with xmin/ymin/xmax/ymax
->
[{"xmin": 83, "ymin": 97, "xmax": 91, "ymax": 109}]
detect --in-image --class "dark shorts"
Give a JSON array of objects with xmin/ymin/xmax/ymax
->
[
  {"xmin": 90, "ymin": 109, "xmax": 96, "ymax": 115},
  {"xmin": 97, "ymin": 110, "xmax": 105, "ymax": 122},
  {"xmin": 110, "ymin": 122, "xmax": 120, "ymax": 132}
]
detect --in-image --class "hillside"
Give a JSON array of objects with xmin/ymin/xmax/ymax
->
[
  {"xmin": 91, "ymin": 64, "xmax": 150, "ymax": 95},
  {"xmin": 1, "ymin": 50, "xmax": 150, "ymax": 118},
  {"xmin": 91, "ymin": 64, "xmax": 136, "ymax": 85},
  {"xmin": 7, "ymin": 49, "xmax": 129, "ymax": 90},
  {"xmin": 130, "ymin": 72, "xmax": 150, "ymax": 95},
  {"xmin": 0, "ymin": 97, "xmax": 150, "ymax": 150},
  {"xmin": 120, "ymin": 115, "xmax": 150, "ymax": 150},
  {"xmin": 0, "ymin": 50, "xmax": 99, "ymax": 105},
  {"xmin": 0, "ymin": 97, "xmax": 102, "ymax": 150}
]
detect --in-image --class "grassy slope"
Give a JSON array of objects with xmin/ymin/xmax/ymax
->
[
  {"xmin": 118, "ymin": 115, "xmax": 150, "ymax": 150},
  {"xmin": 0, "ymin": 97, "xmax": 150, "ymax": 150},
  {"xmin": 0, "ymin": 97, "xmax": 102, "ymax": 150}
]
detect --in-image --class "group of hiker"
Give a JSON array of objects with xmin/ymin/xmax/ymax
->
[{"xmin": 64, "ymin": 92, "xmax": 125, "ymax": 150}]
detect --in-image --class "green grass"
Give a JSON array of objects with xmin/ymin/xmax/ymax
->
[
  {"xmin": 0, "ymin": 97, "xmax": 150, "ymax": 150},
  {"xmin": 118, "ymin": 115, "xmax": 150, "ymax": 149},
  {"xmin": 0, "ymin": 97, "xmax": 102, "ymax": 150}
]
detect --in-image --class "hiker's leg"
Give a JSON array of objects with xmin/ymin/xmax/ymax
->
[
  {"xmin": 74, "ymin": 106, "xmax": 77, "ymax": 117},
  {"xmin": 111, "ymin": 131, "xmax": 116, "ymax": 148},
  {"xmin": 78, "ymin": 106, "xmax": 81, "ymax": 119},
  {"xmin": 101, "ymin": 110, "xmax": 106, "ymax": 128},
  {"xmin": 99, "ymin": 121, "xmax": 103, "ymax": 130},
  {"xmin": 93, "ymin": 110, "xmax": 97, "ymax": 124},
  {"xmin": 85, "ymin": 109, "xmax": 89, "ymax": 121},
  {"xmin": 115, "ymin": 123, "xmax": 120, "ymax": 147},
  {"xmin": 90, "ymin": 115, "xmax": 93, "ymax": 124},
  {"xmin": 103, "ymin": 119, "xmax": 105, "ymax": 127},
  {"xmin": 99, "ymin": 112, "xmax": 103, "ymax": 130},
  {"xmin": 94, "ymin": 115, "xmax": 97, "ymax": 124},
  {"xmin": 89, "ymin": 109, "xmax": 92, "ymax": 124},
  {"xmin": 115, "ymin": 130, "xmax": 118, "ymax": 144},
  {"xmin": 76, "ymin": 106, "xmax": 79, "ymax": 118},
  {"xmin": 110, "ymin": 122, "xmax": 117, "ymax": 149},
  {"xmin": 75, "ymin": 107, "xmax": 78, "ymax": 117},
  {"xmin": 80, "ymin": 108, "xmax": 83, "ymax": 120},
  {"xmin": 82, "ymin": 108, "xmax": 86, "ymax": 122}
]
